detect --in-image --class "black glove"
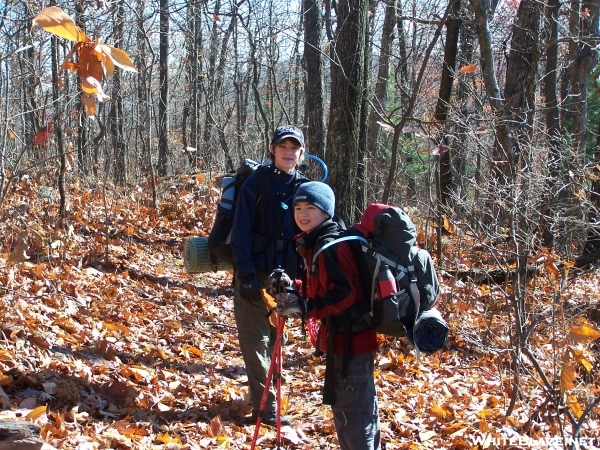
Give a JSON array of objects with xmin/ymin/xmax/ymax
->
[
  {"xmin": 239, "ymin": 276, "xmax": 262, "ymax": 303},
  {"xmin": 274, "ymin": 289, "xmax": 306, "ymax": 319},
  {"xmin": 269, "ymin": 270, "xmax": 293, "ymax": 295}
]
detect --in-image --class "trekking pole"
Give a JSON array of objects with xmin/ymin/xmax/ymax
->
[
  {"xmin": 250, "ymin": 314, "xmax": 285, "ymax": 450},
  {"xmin": 251, "ymin": 268, "xmax": 287, "ymax": 449}
]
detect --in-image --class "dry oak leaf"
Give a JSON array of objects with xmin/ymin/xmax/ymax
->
[
  {"xmin": 568, "ymin": 322, "xmax": 600, "ymax": 343},
  {"xmin": 31, "ymin": 6, "xmax": 86, "ymax": 42},
  {"xmin": 33, "ymin": 124, "xmax": 53, "ymax": 146},
  {"xmin": 7, "ymin": 234, "xmax": 30, "ymax": 265},
  {"xmin": 560, "ymin": 361, "xmax": 576, "ymax": 394}
]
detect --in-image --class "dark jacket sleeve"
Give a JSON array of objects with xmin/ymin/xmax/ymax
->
[
  {"xmin": 307, "ymin": 242, "xmax": 358, "ymax": 319},
  {"xmin": 230, "ymin": 174, "xmax": 258, "ymax": 278}
]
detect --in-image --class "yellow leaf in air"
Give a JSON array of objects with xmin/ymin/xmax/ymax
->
[
  {"xmin": 560, "ymin": 361, "xmax": 576, "ymax": 394},
  {"xmin": 443, "ymin": 216, "xmax": 457, "ymax": 234},
  {"xmin": 568, "ymin": 323, "xmax": 600, "ymax": 343},
  {"xmin": 459, "ymin": 64, "xmax": 477, "ymax": 74},
  {"xmin": 8, "ymin": 129, "xmax": 16, "ymax": 139},
  {"xmin": 196, "ymin": 173, "xmax": 206, "ymax": 183},
  {"xmin": 32, "ymin": 6, "xmax": 82, "ymax": 42},
  {"xmin": 26, "ymin": 405, "xmax": 47, "ymax": 420},
  {"xmin": 97, "ymin": 44, "xmax": 138, "ymax": 73}
]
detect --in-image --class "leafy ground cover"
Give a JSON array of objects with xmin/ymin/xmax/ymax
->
[{"xmin": 1, "ymin": 175, "xmax": 599, "ymax": 449}]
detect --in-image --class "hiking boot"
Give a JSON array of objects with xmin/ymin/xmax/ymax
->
[{"xmin": 250, "ymin": 412, "xmax": 291, "ymax": 427}]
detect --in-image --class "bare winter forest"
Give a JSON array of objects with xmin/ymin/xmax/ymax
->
[{"xmin": 2, "ymin": 0, "xmax": 600, "ymax": 448}]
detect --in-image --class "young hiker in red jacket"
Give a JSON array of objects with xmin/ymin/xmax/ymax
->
[{"xmin": 272, "ymin": 181, "xmax": 381, "ymax": 450}]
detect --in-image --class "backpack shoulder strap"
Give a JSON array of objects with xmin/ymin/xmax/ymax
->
[
  {"xmin": 310, "ymin": 235, "xmax": 369, "ymax": 273},
  {"xmin": 255, "ymin": 165, "xmax": 270, "ymax": 235}
]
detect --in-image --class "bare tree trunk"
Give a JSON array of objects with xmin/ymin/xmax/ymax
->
[
  {"xmin": 567, "ymin": 0, "xmax": 599, "ymax": 160},
  {"xmin": 157, "ymin": 0, "xmax": 169, "ymax": 177},
  {"xmin": 327, "ymin": 0, "xmax": 370, "ymax": 224},
  {"xmin": 540, "ymin": 0, "xmax": 561, "ymax": 249},
  {"xmin": 502, "ymin": 0, "xmax": 541, "ymax": 164},
  {"xmin": 111, "ymin": 0, "xmax": 127, "ymax": 185},
  {"xmin": 367, "ymin": 0, "xmax": 396, "ymax": 166},
  {"xmin": 23, "ymin": 2, "xmax": 40, "ymax": 161},
  {"xmin": 303, "ymin": 0, "xmax": 327, "ymax": 158},
  {"xmin": 434, "ymin": 0, "xmax": 462, "ymax": 207},
  {"xmin": 51, "ymin": 34, "xmax": 66, "ymax": 218}
]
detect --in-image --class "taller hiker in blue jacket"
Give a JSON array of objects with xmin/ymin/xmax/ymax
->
[{"xmin": 230, "ymin": 125, "xmax": 307, "ymax": 426}]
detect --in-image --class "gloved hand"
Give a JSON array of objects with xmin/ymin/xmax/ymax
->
[
  {"xmin": 269, "ymin": 270, "xmax": 293, "ymax": 295},
  {"xmin": 239, "ymin": 276, "xmax": 262, "ymax": 303},
  {"xmin": 274, "ymin": 289, "xmax": 306, "ymax": 319}
]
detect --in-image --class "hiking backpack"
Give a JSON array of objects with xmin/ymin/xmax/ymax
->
[
  {"xmin": 312, "ymin": 203, "xmax": 448, "ymax": 357},
  {"xmin": 208, "ymin": 159, "xmax": 307, "ymax": 268}
]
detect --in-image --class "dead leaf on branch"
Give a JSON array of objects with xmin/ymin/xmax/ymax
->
[
  {"xmin": 32, "ymin": 6, "xmax": 137, "ymax": 119},
  {"xmin": 568, "ymin": 321, "xmax": 600, "ymax": 344},
  {"xmin": 560, "ymin": 361, "xmax": 576, "ymax": 394},
  {"xmin": 31, "ymin": 6, "xmax": 85, "ymax": 42}
]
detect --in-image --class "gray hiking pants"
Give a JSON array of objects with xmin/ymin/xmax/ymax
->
[
  {"xmin": 332, "ymin": 352, "xmax": 381, "ymax": 450},
  {"xmin": 233, "ymin": 272, "xmax": 278, "ymax": 415}
]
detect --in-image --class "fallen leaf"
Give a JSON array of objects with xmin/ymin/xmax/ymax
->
[{"xmin": 25, "ymin": 405, "xmax": 47, "ymax": 420}]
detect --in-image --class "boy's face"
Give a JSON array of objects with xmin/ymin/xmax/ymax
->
[
  {"xmin": 294, "ymin": 201, "xmax": 329, "ymax": 233},
  {"xmin": 270, "ymin": 138, "xmax": 303, "ymax": 173}
]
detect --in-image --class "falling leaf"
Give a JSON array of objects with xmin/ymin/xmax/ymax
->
[
  {"xmin": 443, "ymin": 216, "xmax": 457, "ymax": 234},
  {"xmin": 459, "ymin": 64, "xmax": 477, "ymax": 73},
  {"xmin": 33, "ymin": 124, "xmax": 54, "ymax": 145},
  {"xmin": 32, "ymin": 6, "xmax": 84, "ymax": 42},
  {"xmin": 25, "ymin": 405, "xmax": 47, "ymax": 420},
  {"xmin": 568, "ymin": 323, "xmax": 600, "ymax": 343},
  {"xmin": 8, "ymin": 129, "xmax": 16, "ymax": 139},
  {"xmin": 196, "ymin": 173, "xmax": 205, "ymax": 183}
]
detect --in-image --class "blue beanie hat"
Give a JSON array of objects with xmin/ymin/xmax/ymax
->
[{"xmin": 294, "ymin": 182, "xmax": 335, "ymax": 218}]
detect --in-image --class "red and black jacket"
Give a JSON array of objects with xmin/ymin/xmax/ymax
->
[{"xmin": 296, "ymin": 219, "xmax": 378, "ymax": 356}]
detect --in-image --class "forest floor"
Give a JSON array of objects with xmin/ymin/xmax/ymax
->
[{"xmin": 1, "ymin": 174, "xmax": 600, "ymax": 450}]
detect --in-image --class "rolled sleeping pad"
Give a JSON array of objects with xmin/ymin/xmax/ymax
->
[
  {"xmin": 184, "ymin": 237, "xmax": 233, "ymax": 273},
  {"xmin": 405, "ymin": 307, "xmax": 448, "ymax": 354}
]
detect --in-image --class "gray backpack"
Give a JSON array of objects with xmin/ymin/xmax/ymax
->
[{"xmin": 312, "ymin": 204, "xmax": 448, "ymax": 357}]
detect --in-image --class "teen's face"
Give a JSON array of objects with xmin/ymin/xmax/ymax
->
[
  {"xmin": 294, "ymin": 201, "xmax": 329, "ymax": 233},
  {"xmin": 270, "ymin": 139, "xmax": 303, "ymax": 173}
]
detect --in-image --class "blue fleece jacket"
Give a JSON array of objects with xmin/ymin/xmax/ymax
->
[{"xmin": 230, "ymin": 164, "xmax": 302, "ymax": 279}]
